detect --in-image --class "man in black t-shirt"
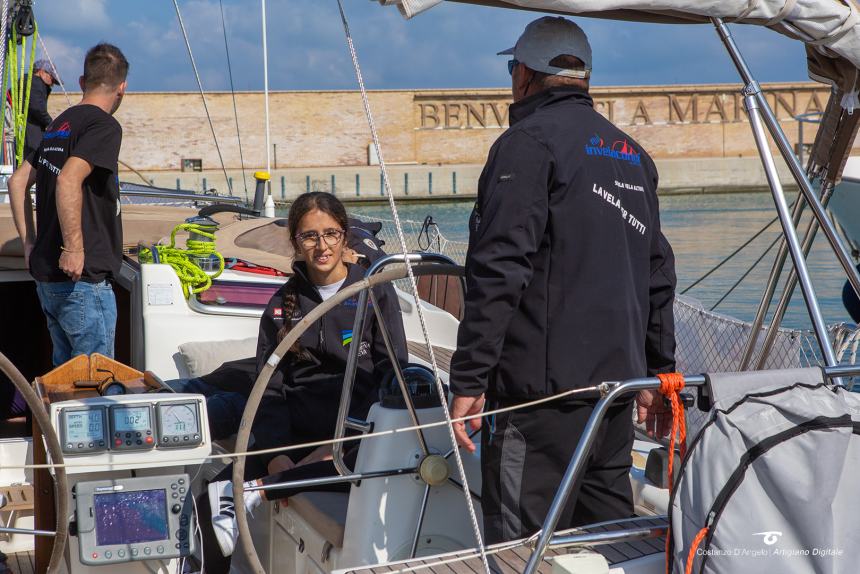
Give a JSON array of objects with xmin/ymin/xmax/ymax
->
[{"xmin": 8, "ymin": 43, "xmax": 129, "ymax": 366}]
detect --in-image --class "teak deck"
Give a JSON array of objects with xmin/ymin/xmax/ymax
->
[{"xmin": 345, "ymin": 516, "xmax": 667, "ymax": 574}]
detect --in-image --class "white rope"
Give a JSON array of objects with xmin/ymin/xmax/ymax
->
[
  {"xmin": 36, "ymin": 33, "xmax": 70, "ymax": 106},
  {"xmin": 333, "ymin": 2, "xmax": 489, "ymax": 571},
  {"xmin": 171, "ymin": 0, "xmax": 233, "ymax": 195},
  {"xmin": 4, "ymin": 382, "xmax": 599, "ymax": 468}
]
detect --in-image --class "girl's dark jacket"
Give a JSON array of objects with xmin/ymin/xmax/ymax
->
[{"xmin": 251, "ymin": 261, "xmax": 408, "ymax": 453}]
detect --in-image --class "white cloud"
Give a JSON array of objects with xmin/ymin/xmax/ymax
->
[{"xmin": 37, "ymin": 0, "xmax": 111, "ymax": 32}]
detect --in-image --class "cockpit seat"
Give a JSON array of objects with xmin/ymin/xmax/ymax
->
[{"xmin": 289, "ymin": 492, "xmax": 349, "ymax": 548}]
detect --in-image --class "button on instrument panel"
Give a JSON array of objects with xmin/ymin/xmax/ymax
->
[{"xmin": 58, "ymin": 399, "xmax": 203, "ymax": 455}]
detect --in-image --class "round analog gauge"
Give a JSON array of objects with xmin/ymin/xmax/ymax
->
[{"xmin": 160, "ymin": 403, "xmax": 199, "ymax": 436}]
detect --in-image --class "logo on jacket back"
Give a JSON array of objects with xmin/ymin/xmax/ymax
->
[
  {"xmin": 341, "ymin": 330, "xmax": 353, "ymax": 346},
  {"xmin": 585, "ymin": 133, "xmax": 641, "ymax": 166},
  {"xmin": 43, "ymin": 121, "xmax": 71, "ymax": 141}
]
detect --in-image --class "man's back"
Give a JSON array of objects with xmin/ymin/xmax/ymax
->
[
  {"xmin": 452, "ymin": 86, "xmax": 675, "ymax": 401},
  {"xmin": 29, "ymin": 104, "xmax": 123, "ymax": 283}
]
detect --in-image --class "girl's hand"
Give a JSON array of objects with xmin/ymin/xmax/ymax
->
[
  {"xmin": 297, "ymin": 445, "xmax": 333, "ymax": 467},
  {"xmin": 267, "ymin": 454, "xmax": 296, "ymax": 475}
]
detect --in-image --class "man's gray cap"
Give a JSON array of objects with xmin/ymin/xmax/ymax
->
[
  {"xmin": 499, "ymin": 16, "xmax": 591, "ymax": 79},
  {"xmin": 34, "ymin": 59, "xmax": 60, "ymax": 83}
]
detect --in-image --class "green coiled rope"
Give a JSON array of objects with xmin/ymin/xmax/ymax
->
[
  {"xmin": 139, "ymin": 222, "xmax": 225, "ymax": 298},
  {"xmin": 8, "ymin": 22, "xmax": 37, "ymax": 166}
]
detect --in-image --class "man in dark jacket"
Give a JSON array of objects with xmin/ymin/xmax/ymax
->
[
  {"xmin": 23, "ymin": 59, "xmax": 59, "ymax": 161},
  {"xmin": 449, "ymin": 16, "xmax": 677, "ymax": 544}
]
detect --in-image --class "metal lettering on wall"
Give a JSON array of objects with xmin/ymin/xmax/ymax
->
[{"xmin": 414, "ymin": 88, "xmax": 828, "ymax": 130}]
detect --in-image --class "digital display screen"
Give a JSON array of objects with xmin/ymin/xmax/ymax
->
[
  {"xmin": 159, "ymin": 404, "xmax": 199, "ymax": 436},
  {"xmin": 66, "ymin": 410, "xmax": 104, "ymax": 442},
  {"xmin": 112, "ymin": 406, "xmax": 150, "ymax": 432},
  {"xmin": 94, "ymin": 490, "xmax": 169, "ymax": 546}
]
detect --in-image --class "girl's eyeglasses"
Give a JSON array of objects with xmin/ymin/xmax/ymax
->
[{"xmin": 295, "ymin": 229, "xmax": 345, "ymax": 249}]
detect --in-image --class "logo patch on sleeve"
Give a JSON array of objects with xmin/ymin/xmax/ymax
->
[
  {"xmin": 273, "ymin": 308, "xmax": 283, "ymax": 317},
  {"xmin": 341, "ymin": 330, "xmax": 353, "ymax": 346}
]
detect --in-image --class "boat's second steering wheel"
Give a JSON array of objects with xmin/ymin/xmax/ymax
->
[{"xmin": 0, "ymin": 354, "xmax": 69, "ymax": 574}]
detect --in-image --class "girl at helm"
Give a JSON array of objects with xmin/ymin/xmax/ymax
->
[{"xmin": 201, "ymin": 192, "xmax": 407, "ymax": 569}]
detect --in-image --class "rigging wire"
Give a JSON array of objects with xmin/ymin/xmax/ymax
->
[
  {"xmin": 171, "ymin": 0, "xmax": 233, "ymax": 196},
  {"xmin": 709, "ymin": 232, "xmax": 782, "ymax": 311},
  {"xmin": 218, "ymin": 0, "xmax": 248, "ymax": 200},
  {"xmin": 5, "ymin": 384, "xmax": 603, "ymax": 470},
  {"xmin": 36, "ymin": 33, "xmax": 70, "ymax": 106},
  {"xmin": 680, "ymin": 197, "xmax": 800, "ymax": 295},
  {"xmin": 333, "ymin": 2, "xmax": 490, "ymax": 573}
]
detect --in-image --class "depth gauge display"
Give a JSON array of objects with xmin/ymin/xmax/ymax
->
[
  {"xmin": 61, "ymin": 407, "xmax": 108, "ymax": 454},
  {"xmin": 157, "ymin": 401, "xmax": 203, "ymax": 448},
  {"xmin": 110, "ymin": 404, "xmax": 155, "ymax": 450}
]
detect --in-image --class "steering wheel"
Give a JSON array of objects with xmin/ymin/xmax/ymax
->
[
  {"xmin": 233, "ymin": 262, "xmax": 468, "ymax": 573},
  {"xmin": 0, "ymin": 354, "xmax": 69, "ymax": 574}
]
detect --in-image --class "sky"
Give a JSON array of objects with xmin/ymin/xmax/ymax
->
[{"xmin": 33, "ymin": 0, "xmax": 810, "ymax": 93}]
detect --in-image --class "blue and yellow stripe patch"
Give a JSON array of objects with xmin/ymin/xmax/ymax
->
[{"xmin": 341, "ymin": 330, "xmax": 353, "ymax": 346}]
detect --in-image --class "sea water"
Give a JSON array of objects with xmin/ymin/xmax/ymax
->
[{"xmin": 348, "ymin": 192, "xmax": 853, "ymax": 330}]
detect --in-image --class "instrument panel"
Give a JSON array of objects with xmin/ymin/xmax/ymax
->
[
  {"xmin": 61, "ymin": 406, "xmax": 108, "ymax": 454},
  {"xmin": 60, "ymin": 398, "xmax": 204, "ymax": 456}
]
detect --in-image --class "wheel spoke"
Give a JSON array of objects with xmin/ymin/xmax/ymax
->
[{"xmin": 410, "ymin": 484, "xmax": 431, "ymax": 558}]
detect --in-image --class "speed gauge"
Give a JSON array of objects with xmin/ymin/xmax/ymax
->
[{"xmin": 156, "ymin": 401, "xmax": 202, "ymax": 447}]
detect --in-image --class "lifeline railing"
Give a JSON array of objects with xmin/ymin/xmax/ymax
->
[{"xmin": 521, "ymin": 362, "xmax": 860, "ymax": 574}]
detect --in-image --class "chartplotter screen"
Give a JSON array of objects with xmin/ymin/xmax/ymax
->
[{"xmin": 93, "ymin": 489, "xmax": 169, "ymax": 546}]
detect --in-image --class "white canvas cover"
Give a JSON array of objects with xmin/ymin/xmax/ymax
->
[
  {"xmin": 670, "ymin": 368, "xmax": 860, "ymax": 573},
  {"xmin": 377, "ymin": 1, "xmax": 860, "ymax": 87}
]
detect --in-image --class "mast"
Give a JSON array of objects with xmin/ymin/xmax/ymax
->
[{"xmin": 261, "ymin": 0, "xmax": 273, "ymax": 215}]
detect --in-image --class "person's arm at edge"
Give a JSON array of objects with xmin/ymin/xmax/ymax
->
[
  {"xmin": 56, "ymin": 156, "xmax": 93, "ymax": 282},
  {"xmin": 449, "ymin": 130, "xmax": 551, "ymax": 452},
  {"xmin": 252, "ymin": 287, "xmax": 293, "ymax": 469},
  {"xmin": 636, "ymin": 160, "xmax": 678, "ymax": 439},
  {"xmin": 8, "ymin": 160, "xmax": 38, "ymax": 266}
]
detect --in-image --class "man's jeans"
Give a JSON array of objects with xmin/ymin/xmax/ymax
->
[
  {"xmin": 35, "ymin": 280, "xmax": 117, "ymax": 367},
  {"xmin": 165, "ymin": 378, "xmax": 247, "ymax": 440}
]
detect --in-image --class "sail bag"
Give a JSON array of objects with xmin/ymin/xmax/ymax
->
[{"xmin": 670, "ymin": 367, "xmax": 860, "ymax": 573}]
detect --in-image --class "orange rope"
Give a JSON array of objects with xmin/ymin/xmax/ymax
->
[
  {"xmin": 685, "ymin": 527, "xmax": 709, "ymax": 574},
  {"xmin": 657, "ymin": 372, "xmax": 687, "ymax": 493},
  {"xmin": 658, "ymin": 372, "xmax": 687, "ymax": 574}
]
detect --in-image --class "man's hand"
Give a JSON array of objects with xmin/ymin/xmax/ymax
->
[
  {"xmin": 23, "ymin": 241, "xmax": 34, "ymax": 269},
  {"xmin": 450, "ymin": 393, "xmax": 485, "ymax": 453},
  {"xmin": 59, "ymin": 250, "xmax": 84, "ymax": 282},
  {"xmin": 636, "ymin": 389, "xmax": 673, "ymax": 439}
]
